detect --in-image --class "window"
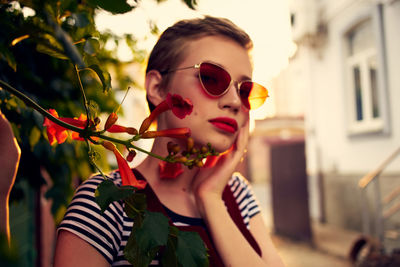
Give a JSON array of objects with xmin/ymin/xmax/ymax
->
[{"xmin": 345, "ymin": 18, "xmax": 385, "ymax": 134}]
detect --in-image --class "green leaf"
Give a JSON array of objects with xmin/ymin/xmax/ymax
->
[
  {"xmin": 124, "ymin": 210, "xmax": 169, "ymax": 267},
  {"xmin": 88, "ymin": 0, "xmax": 134, "ymax": 14},
  {"xmin": 0, "ymin": 43, "xmax": 17, "ymax": 71},
  {"xmin": 36, "ymin": 33, "xmax": 69, "ymax": 60},
  {"xmin": 135, "ymin": 211, "xmax": 169, "ymax": 252},
  {"xmin": 29, "ymin": 127, "xmax": 41, "ymax": 149},
  {"xmin": 124, "ymin": 193, "xmax": 147, "ymax": 219},
  {"xmin": 181, "ymin": 0, "xmax": 198, "ymax": 10},
  {"xmin": 36, "ymin": 43, "xmax": 68, "ymax": 60},
  {"xmin": 95, "ymin": 180, "xmax": 135, "ymax": 213},
  {"xmin": 88, "ymin": 64, "xmax": 112, "ymax": 92},
  {"xmin": 83, "ymin": 38, "xmax": 100, "ymax": 56},
  {"xmin": 71, "ymin": 13, "xmax": 90, "ymax": 28},
  {"xmin": 124, "ymin": 232, "xmax": 158, "ymax": 267},
  {"xmin": 161, "ymin": 226, "xmax": 179, "ymax": 267},
  {"xmin": 176, "ymin": 231, "xmax": 209, "ymax": 267},
  {"xmin": 87, "ymin": 99, "xmax": 99, "ymax": 121},
  {"xmin": 4, "ymin": 98, "xmax": 19, "ymax": 110}
]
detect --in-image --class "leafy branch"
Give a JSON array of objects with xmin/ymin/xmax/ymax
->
[
  {"xmin": 0, "ymin": 1, "xmax": 214, "ymax": 266},
  {"xmin": 0, "ymin": 56, "xmax": 215, "ymax": 267}
]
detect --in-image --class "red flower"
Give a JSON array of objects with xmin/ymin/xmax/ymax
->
[
  {"xmin": 104, "ymin": 112, "xmax": 118, "ymax": 130},
  {"xmin": 43, "ymin": 109, "xmax": 88, "ymax": 144},
  {"xmin": 141, "ymin": 128, "xmax": 191, "ymax": 139},
  {"xmin": 166, "ymin": 93, "xmax": 193, "ymax": 119},
  {"xmin": 203, "ymin": 145, "xmax": 233, "ymax": 168},
  {"xmin": 43, "ymin": 110, "xmax": 102, "ymax": 144},
  {"xmin": 204, "ymin": 155, "xmax": 220, "ymax": 168},
  {"xmin": 102, "ymin": 141, "xmax": 147, "ymax": 189},
  {"xmin": 59, "ymin": 114, "xmax": 88, "ymax": 128},
  {"xmin": 43, "ymin": 109, "xmax": 69, "ymax": 145},
  {"xmin": 139, "ymin": 93, "xmax": 193, "ymax": 133},
  {"xmin": 159, "ymin": 161, "xmax": 183, "ymax": 179},
  {"xmin": 69, "ymin": 114, "xmax": 89, "ymax": 141},
  {"xmin": 107, "ymin": 124, "xmax": 138, "ymax": 135},
  {"xmin": 126, "ymin": 149, "xmax": 136, "ymax": 162}
]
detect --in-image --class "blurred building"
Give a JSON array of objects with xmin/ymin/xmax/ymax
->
[{"xmin": 268, "ymin": 0, "xmax": 400, "ymax": 249}]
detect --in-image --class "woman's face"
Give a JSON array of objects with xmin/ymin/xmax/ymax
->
[{"xmin": 159, "ymin": 35, "xmax": 252, "ymax": 152}]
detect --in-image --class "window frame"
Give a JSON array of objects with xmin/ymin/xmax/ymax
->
[{"xmin": 342, "ymin": 4, "xmax": 390, "ymax": 136}]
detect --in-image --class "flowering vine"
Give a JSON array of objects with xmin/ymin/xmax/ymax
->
[
  {"xmin": 0, "ymin": 68, "xmax": 217, "ymax": 267},
  {"xmin": 0, "ymin": 1, "xmax": 211, "ymax": 265}
]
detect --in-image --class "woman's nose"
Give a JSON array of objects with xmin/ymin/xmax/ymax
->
[{"xmin": 218, "ymin": 82, "xmax": 242, "ymax": 112}]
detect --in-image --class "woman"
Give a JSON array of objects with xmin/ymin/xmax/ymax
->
[
  {"xmin": 55, "ymin": 16, "xmax": 284, "ymax": 267},
  {"xmin": 2, "ymin": 16, "xmax": 285, "ymax": 266}
]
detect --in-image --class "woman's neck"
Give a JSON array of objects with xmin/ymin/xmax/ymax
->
[
  {"xmin": 135, "ymin": 137, "xmax": 202, "ymax": 218},
  {"xmin": 135, "ymin": 137, "xmax": 199, "ymax": 194}
]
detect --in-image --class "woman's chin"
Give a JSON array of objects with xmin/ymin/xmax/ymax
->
[
  {"xmin": 192, "ymin": 133, "xmax": 236, "ymax": 153},
  {"xmin": 208, "ymin": 140, "xmax": 234, "ymax": 154}
]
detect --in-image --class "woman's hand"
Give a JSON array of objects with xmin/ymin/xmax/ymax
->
[
  {"xmin": 0, "ymin": 111, "xmax": 21, "ymax": 242},
  {"xmin": 193, "ymin": 119, "xmax": 249, "ymax": 214},
  {"xmin": 190, "ymin": 119, "xmax": 285, "ymax": 267}
]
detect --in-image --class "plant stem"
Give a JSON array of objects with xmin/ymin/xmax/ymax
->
[
  {"xmin": 94, "ymin": 133, "xmax": 168, "ymax": 161},
  {"xmin": 75, "ymin": 65, "xmax": 90, "ymax": 126},
  {"xmin": 0, "ymin": 79, "xmax": 170, "ymax": 162},
  {"xmin": 124, "ymin": 199, "xmax": 141, "ymax": 214},
  {"xmin": 0, "ymin": 79, "xmax": 85, "ymax": 133}
]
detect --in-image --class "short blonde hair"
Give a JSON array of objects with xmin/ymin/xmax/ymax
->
[{"xmin": 146, "ymin": 16, "xmax": 253, "ymax": 111}]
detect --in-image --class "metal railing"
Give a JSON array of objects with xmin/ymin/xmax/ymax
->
[{"xmin": 358, "ymin": 147, "xmax": 400, "ymax": 251}]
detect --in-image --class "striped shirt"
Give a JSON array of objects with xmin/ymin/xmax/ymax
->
[{"xmin": 58, "ymin": 170, "xmax": 261, "ymax": 266}]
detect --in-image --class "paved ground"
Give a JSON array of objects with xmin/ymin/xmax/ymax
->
[
  {"xmin": 271, "ymin": 223, "xmax": 356, "ymax": 267},
  {"xmin": 252, "ymin": 182, "xmax": 361, "ymax": 267}
]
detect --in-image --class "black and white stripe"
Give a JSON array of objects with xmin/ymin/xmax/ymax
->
[{"xmin": 58, "ymin": 171, "xmax": 260, "ymax": 266}]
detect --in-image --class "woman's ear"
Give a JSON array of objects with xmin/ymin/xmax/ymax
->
[{"xmin": 145, "ymin": 70, "xmax": 166, "ymax": 107}]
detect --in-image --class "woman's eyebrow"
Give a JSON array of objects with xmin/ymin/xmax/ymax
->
[{"xmin": 240, "ymin": 74, "xmax": 252, "ymax": 81}]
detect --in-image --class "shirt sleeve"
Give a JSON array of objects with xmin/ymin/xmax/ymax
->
[
  {"xmin": 57, "ymin": 175, "xmax": 125, "ymax": 263},
  {"xmin": 228, "ymin": 173, "xmax": 261, "ymax": 229}
]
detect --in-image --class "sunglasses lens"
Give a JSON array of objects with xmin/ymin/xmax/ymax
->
[
  {"xmin": 240, "ymin": 82, "xmax": 269, "ymax": 110},
  {"xmin": 199, "ymin": 63, "xmax": 231, "ymax": 95}
]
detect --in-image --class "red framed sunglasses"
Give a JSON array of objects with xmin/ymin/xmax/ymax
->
[{"xmin": 161, "ymin": 62, "xmax": 269, "ymax": 110}]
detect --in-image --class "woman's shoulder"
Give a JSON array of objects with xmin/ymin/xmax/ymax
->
[
  {"xmin": 80, "ymin": 170, "xmax": 122, "ymax": 188},
  {"xmin": 227, "ymin": 172, "xmax": 252, "ymax": 192},
  {"xmin": 65, "ymin": 170, "xmax": 127, "ymax": 225},
  {"xmin": 58, "ymin": 170, "xmax": 130, "ymax": 263}
]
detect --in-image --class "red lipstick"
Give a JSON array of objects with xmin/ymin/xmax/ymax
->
[{"xmin": 208, "ymin": 117, "xmax": 238, "ymax": 134}]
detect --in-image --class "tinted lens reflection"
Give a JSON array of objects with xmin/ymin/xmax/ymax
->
[
  {"xmin": 240, "ymin": 82, "xmax": 268, "ymax": 109},
  {"xmin": 199, "ymin": 63, "xmax": 268, "ymax": 110},
  {"xmin": 199, "ymin": 63, "xmax": 231, "ymax": 95}
]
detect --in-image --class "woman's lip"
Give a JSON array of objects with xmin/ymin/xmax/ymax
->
[{"xmin": 208, "ymin": 117, "xmax": 238, "ymax": 133}]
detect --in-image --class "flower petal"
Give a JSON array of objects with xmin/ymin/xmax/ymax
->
[
  {"xmin": 159, "ymin": 161, "xmax": 183, "ymax": 179},
  {"xmin": 141, "ymin": 128, "xmax": 191, "ymax": 139},
  {"xmin": 102, "ymin": 141, "xmax": 147, "ymax": 189},
  {"xmin": 104, "ymin": 112, "xmax": 118, "ymax": 130},
  {"xmin": 107, "ymin": 125, "xmax": 138, "ymax": 135},
  {"xmin": 166, "ymin": 93, "xmax": 193, "ymax": 119},
  {"xmin": 204, "ymin": 155, "xmax": 220, "ymax": 168},
  {"xmin": 139, "ymin": 100, "xmax": 169, "ymax": 133},
  {"xmin": 43, "ymin": 109, "xmax": 69, "ymax": 145}
]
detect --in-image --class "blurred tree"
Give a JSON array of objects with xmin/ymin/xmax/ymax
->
[{"xmin": 0, "ymin": 0, "xmax": 197, "ymax": 265}]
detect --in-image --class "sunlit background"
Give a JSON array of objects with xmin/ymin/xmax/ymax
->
[
  {"xmin": 10, "ymin": 1, "xmax": 400, "ymax": 266},
  {"xmin": 95, "ymin": 0, "xmax": 296, "ymax": 122}
]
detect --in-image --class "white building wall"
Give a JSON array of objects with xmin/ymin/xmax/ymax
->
[
  {"xmin": 316, "ymin": 1, "xmax": 400, "ymax": 174},
  {"xmin": 279, "ymin": 0, "xmax": 400, "ymax": 227},
  {"xmin": 286, "ymin": 0, "xmax": 400, "ymax": 175}
]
